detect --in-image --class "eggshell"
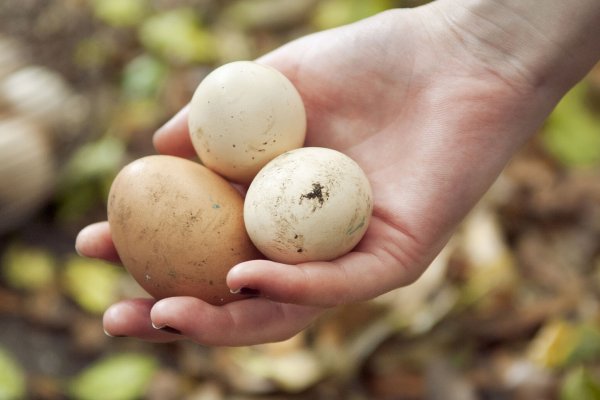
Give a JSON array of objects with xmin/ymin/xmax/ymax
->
[
  {"xmin": 188, "ymin": 61, "xmax": 306, "ymax": 184},
  {"xmin": 107, "ymin": 155, "xmax": 261, "ymax": 304},
  {"xmin": 244, "ymin": 147, "xmax": 373, "ymax": 264}
]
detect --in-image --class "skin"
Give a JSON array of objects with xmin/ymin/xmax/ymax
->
[{"xmin": 76, "ymin": 0, "xmax": 600, "ymax": 346}]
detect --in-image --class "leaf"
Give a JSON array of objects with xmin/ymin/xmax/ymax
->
[
  {"xmin": 528, "ymin": 320, "xmax": 600, "ymax": 369},
  {"xmin": 55, "ymin": 135, "xmax": 125, "ymax": 221},
  {"xmin": 376, "ymin": 244, "xmax": 456, "ymax": 335},
  {"xmin": 138, "ymin": 9, "xmax": 217, "ymax": 64},
  {"xmin": 110, "ymin": 98, "xmax": 164, "ymax": 135},
  {"xmin": 62, "ymin": 256, "xmax": 124, "ymax": 315},
  {"xmin": 528, "ymin": 319, "xmax": 578, "ymax": 368},
  {"xmin": 2, "ymin": 243, "xmax": 56, "ymax": 291},
  {"xmin": 566, "ymin": 324, "xmax": 600, "ymax": 366},
  {"xmin": 60, "ymin": 135, "xmax": 125, "ymax": 188},
  {"xmin": 225, "ymin": 345, "xmax": 325, "ymax": 393},
  {"xmin": 459, "ymin": 205, "xmax": 518, "ymax": 304},
  {"xmin": 312, "ymin": 0, "xmax": 393, "ymax": 30},
  {"xmin": 121, "ymin": 55, "xmax": 167, "ymax": 100},
  {"xmin": 74, "ymin": 37, "xmax": 116, "ymax": 70},
  {"xmin": 90, "ymin": 0, "xmax": 150, "ymax": 27},
  {"xmin": 543, "ymin": 81, "xmax": 600, "ymax": 166},
  {"xmin": 222, "ymin": 0, "xmax": 318, "ymax": 30},
  {"xmin": 0, "ymin": 347, "xmax": 26, "ymax": 400},
  {"xmin": 560, "ymin": 367, "xmax": 600, "ymax": 400},
  {"xmin": 69, "ymin": 353, "xmax": 158, "ymax": 400}
]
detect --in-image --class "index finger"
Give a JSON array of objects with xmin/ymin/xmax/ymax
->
[
  {"xmin": 153, "ymin": 105, "xmax": 197, "ymax": 158},
  {"xmin": 75, "ymin": 221, "xmax": 121, "ymax": 263}
]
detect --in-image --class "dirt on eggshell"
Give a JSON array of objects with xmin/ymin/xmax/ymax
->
[{"xmin": 107, "ymin": 155, "xmax": 261, "ymax": 304}]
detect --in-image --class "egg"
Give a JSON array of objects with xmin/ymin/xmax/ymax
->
[
  {"xmin": 244, "ymin": 147, "xmax": 373, "ymax": 264},
  {"xmin": 188, "ymin": 61, "xmax": 306, "ymax": 184},
  {"xmin": 107, "ymin": 155, "xmax": 261, "ymax": 304}
]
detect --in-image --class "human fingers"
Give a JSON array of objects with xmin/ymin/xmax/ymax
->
[
  {"xmin": 152, "ymin": 105, "xmax": 196, "ymax": 158},
  {"xmin": 226, "ymin": 256, "xmax": 401, "ymax": 308},
  {"xmin": 150, "ymin": 297, "xmax": 322, "ymax": 346},
  {"xmin": 226, "ymin": 219, "xmax": 426, "ymax": 307},
  {"xmin": 103, "ymin": 299, "xmax": 179, "ymax": 342},
  {"xmin": 75, "ymin": 221, "xmax": 121, "ymax": 263}
]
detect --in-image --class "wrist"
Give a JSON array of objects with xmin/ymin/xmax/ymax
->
[{"xmin": 427, "ymin": 0, "xmax": 600, "ymax": 98}]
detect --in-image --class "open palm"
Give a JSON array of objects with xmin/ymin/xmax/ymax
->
[{"xmin": 77, "ymin": 5, "xmax": 558, "ymax": 345}]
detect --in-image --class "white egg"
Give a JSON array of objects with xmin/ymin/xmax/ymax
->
[
  {"xmin": 188, "ymin": 61, "xmax": 306, "ymax": 184},
  {"xmin": 244, "ymin": 147, "xmax": 373, "ymax": 264}
]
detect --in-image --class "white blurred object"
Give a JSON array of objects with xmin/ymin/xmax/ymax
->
[
  {"xmin": 0, "ymin": 34, "xmax": 88, "ymax": 234},
  {"xmin": 0, "ymin": 65, "xmax": 88, "ymax": 142},
  {"xmin": 0, "ymin": 36, "xmax": 25, "ymax": 80},
  {"xmin": 460, "ymin": 203, "xmax": 518, "ymax": 303},
  {"xmin": 216, "ymin": 334, "xmax": 326, "ymax": 394},
  {"xmin": 0, "ymin": 117, "xmax": 56, "ymax": 233}
]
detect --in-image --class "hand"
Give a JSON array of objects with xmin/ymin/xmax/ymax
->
[{"xmin": 76, "ymin": 3, "xmax": 597, "ymax": 346}]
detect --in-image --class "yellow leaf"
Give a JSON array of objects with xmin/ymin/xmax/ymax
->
[
  {"xmin": 62, "ymin": 256, "xmax": 123, "ymax": 315},
  {"xmin": 528, "ymin": 319, "xmax": 578, "ymax": 368},
  {"xmin": 2, "ymin": 243, "xmax": 56, "ymax": 291}
]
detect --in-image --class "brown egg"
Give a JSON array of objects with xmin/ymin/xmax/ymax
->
[{"xmin": 107, "ymin": 155, "xmax": 261, "ymax": 305}]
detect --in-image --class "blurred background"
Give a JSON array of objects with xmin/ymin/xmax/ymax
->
[{"xmin": 1, "ymin": 0, "xmax": 599, "ymax": 399}]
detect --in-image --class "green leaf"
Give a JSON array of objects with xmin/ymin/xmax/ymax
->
[
  {"xmin": 90, "ymin": 0, "xmax": 150, "ymax": 27},
  {"xmin": 560, "ymin": 367, "xmax": 600, "ymax": 400},
  {"xmin": 566, "ymin": 324, "xmax": 600, "ymax": 366},
  {"xmin": 55, "ymin": 183, "xmax": 100, "ymax": 222},
  {"xmin": 114, "ymin": 98, "xmax": 164, "ymax": 133},
  {"xmin": 312, "ymin": 0, "xmax": 393, "ymax": 30},
  {"xmin": 529, "ymin": 320, "xmax": 600, "ymax": 369},
  {"xmin": 74, "ymin": 37, "xmax": 114, "ymax": 70},
  {"xmin": 528, "ymin": 319, "xmax": 578, "ymax": 368},
  {"xmin": 55, "ymin": 135, "xmax": 125, "ymax": 221},
  {"xmin": 60, "ymin": 135, "xmax": 125, "ymax": 188},
  {"xmin": 543, "ymin": 81, "xmax": 600, "ymax": 166},
  {"xmin": 2, "ymin": 243, "xmax": 56, "ymax": 291},
  {"xmin": 69, "ymin": 353, "xmax": 158, "ymax": 400},
  {"xmin": 0, "ymin": 347, "xmax": 26, "ymax": 400},
  {"xmin": 222, "ymin": 0, "xmax": 317, "ymax": 30},
  {"xmin": 121, "ymin": 55, "xmax": 167, "ymax": 100},
  {"xmin": 62, "ymin": 256, "xmax": 124, "ymax": 315},
  {"xmin": 139, "ymin": 8, "xmax": 217, "ymax": 64}
]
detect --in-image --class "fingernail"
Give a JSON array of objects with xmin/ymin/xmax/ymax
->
[
  {"xmin": 160, "ymin": 326, "xmax": 182, "ymax": 335},
  {"xmin": 104, "ymin": 329, "xmax": 126, "ymax": 338},
  {"xmin": 154, "ymin": 122, "xmax": 170, "ymax": 139},
  {"xmin": 239, "ymin": 287, "xmax": 261, "ymax": 296},
  {"xmin": 152, "ymin": 322, "xmax": 182, "ymax": 335},
  {"xmin": 155, "ymin": 115, "xmax": 176, "ymax": 136},
  {"xmin": 154, "ymin": 106, "xmax": 187, "ymax": 138}
]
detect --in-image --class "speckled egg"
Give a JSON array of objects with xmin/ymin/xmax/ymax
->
[
  {"xmin": 108, "ymin": 155, "xmax": 261, "ymax": 304},
  {"xmin": 244, "ymin": 147, "xmax": 373, "ymax": 264},
  {"xmin": 188, "ymin": 61, "xmax": 306, "ymax": 184}
]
